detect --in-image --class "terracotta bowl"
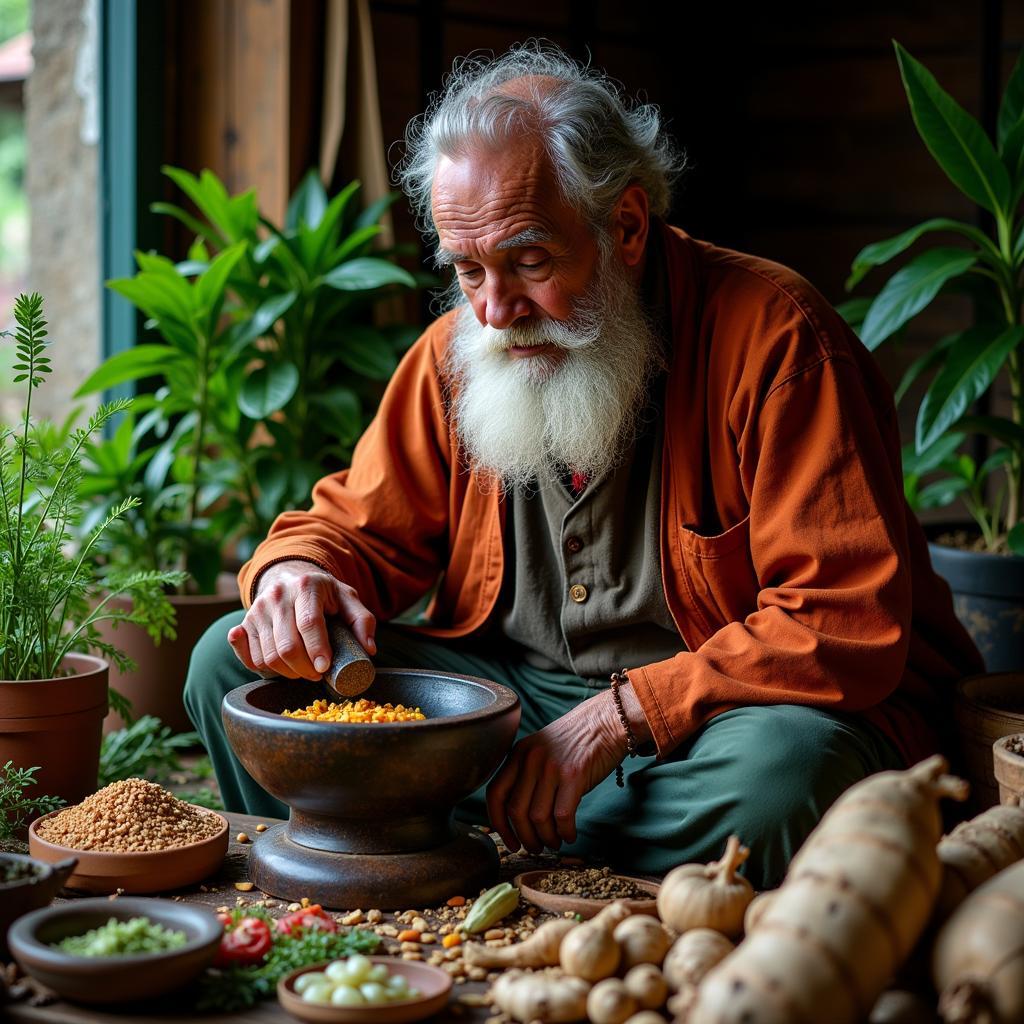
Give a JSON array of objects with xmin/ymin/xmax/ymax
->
[
  {"xmin": 514, "ymin": 870, "xmax": 660, "ymax": 919},
  {"xmin": 278, "ymin": 957, "xmax": 452, "ymax": 1024},
  {"xmin": 7, "ymin": 896, "xmax": 222, "ymax": 1004},
  {"xmin": 28, "ymin": 806, "xmax": 229, "ymax": 893}
]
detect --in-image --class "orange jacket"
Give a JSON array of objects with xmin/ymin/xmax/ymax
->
[{"xmin": 240, "ymin": 223, "xmax": 983, "ymax": 765}]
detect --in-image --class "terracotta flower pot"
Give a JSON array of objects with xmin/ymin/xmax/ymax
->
[
  {"xmin": 993, "ymin": 734, "xmax": 1024, "ymax": 806},
  {"xmin": 98, "ymin": 576, "xmax": 241, "ymax": 734},
  {"xmin": 0, "ymin": 654, "xmax": 108, "ymax": 811}
]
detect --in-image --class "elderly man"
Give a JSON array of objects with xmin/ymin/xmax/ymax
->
[{"xmin": 184, "ymin": 44, "xmax": 982, "ymax": 888}]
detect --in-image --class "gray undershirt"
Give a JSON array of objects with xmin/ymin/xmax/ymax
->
[{"xmin": 496, "ymin": 221, "xmax": 687, "ymax": 681}]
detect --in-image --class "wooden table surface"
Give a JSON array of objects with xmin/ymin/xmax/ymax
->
[{"xmin": 5, "ymin": 811, "xmax": 512, "ymax": 1024}]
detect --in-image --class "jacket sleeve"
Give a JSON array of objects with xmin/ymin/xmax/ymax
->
[
  {"xmin": 627, "ymin": 352, "xmax": 914, "ymax": 757},
  {"xmin": 237, "ymin": 323, "xmax": 453, "ymax": 615}
]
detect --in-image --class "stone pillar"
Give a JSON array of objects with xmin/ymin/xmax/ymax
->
[{"xmin": 24, "ymin": 0, "xmax": 99, "ymax": 422}]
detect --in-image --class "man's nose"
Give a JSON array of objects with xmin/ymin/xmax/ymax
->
[{"xmin": 477, "ymin": 276, "xmax": 531, "ymax": 329}]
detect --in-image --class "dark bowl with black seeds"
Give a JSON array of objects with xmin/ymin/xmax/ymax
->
[{"xmin": 0, "ymin": 853, "xmax": 77, "ymax": 959}]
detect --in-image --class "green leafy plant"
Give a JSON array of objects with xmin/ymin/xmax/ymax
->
[
  {"xmin": 844, "ymin": 42, "xmax": 1024, "ymax": 553},
  {"xmin": 0, "ymin": 293, "xmax": 186, "ymax": 680},
  {"xmin": 75, "ymin": 167, "xmax": 422, "ymax": 585},
  {"xmin": 98, "ymin": 715, "xmax": 200, "ymax": 788},
  {"xmin": 75, "ymin": 243, "xmax": 248, "ymax": 594},
  {"xmin": 0, "ymin": 761, "xmax": 63, "ymax": 842},
  {"xmin": 176, "ymin": 786, "xmax": 223, "ymax": 810},
  {"xmin": 78, "ymin": 409, "xmax": 198, "ymax": 582}
]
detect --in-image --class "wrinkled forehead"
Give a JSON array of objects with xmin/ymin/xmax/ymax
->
[{"xmin": 429, "ymin": 138, "xmax": 578, "ymax": 255}]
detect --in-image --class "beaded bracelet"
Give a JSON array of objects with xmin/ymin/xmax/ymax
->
[{"xmin": 609, "ymin": 668, "xmax": 639, "ymax": 788}]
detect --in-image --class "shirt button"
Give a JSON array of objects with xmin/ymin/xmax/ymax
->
[
  {"xmin": 565, "ymin": 536, "xmax": 584, "ymax": 554},
  {"xmin": 569, "ymin": 583, "xmax": 588, "ymax": 603}
]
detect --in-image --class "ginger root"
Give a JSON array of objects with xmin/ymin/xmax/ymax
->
[
  {"xmin": 464, "ymin": 918, "xmax": 577, "ymax": 969},
  {"xmin": 490, "ymin": 968, "xmax": 591, "ymax": 1023},
  {"xmin": 688, "ymin": 756, "xmax": 968, "ymax": 1024},
  {"xmin": 935, "ymin": 803, "xmax": 1024, "ymax": 922}
]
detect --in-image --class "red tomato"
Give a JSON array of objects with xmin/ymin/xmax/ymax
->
[
  {"xmin": 274, "ymin": 904, "xmax": 338, "ymax": 935},
  {"xmin": 213, "ymin": 916, "xmax": 274, "ymax": 967}
]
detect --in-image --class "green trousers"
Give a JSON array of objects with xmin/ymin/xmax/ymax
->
[{"xmin": 184, "ymin": 610, "xmax": 904, "ymax": 889}]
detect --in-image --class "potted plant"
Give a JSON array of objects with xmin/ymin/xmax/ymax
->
[
  {"xmin": 73, "ymin": 167, "xmax": 419, "ymax": 726},
  {"xmin": 844, "ymin": 41, "xmax": 1024, "ymax": 671},
  {"xmin": 146, "ymin": 165, "xmax": 422, "ymax": 550},
  {"xmin": 77, "ymin": 404, "xmax": 243, "ymax": 732},
  {"xmin": 0, "ymin": 293, "xmax": 184, "ymax": 805}
]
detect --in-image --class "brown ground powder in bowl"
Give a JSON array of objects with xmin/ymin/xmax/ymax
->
[
  {"xmin": 535, "ymin": 866, "xmax": 651, "ymax": 899},
  {"xmin": 35, "ymin": 778, "xmax": 223, "ymax": 852}
]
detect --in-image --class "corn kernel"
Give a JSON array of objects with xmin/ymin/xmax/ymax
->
[{"xmin": 280, "ymin": 698, "xmax": 427, "ymax": 723}]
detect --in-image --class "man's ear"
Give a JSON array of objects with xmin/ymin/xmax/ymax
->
[{"xmin": 612, "ymin": 184, "xmax": 649, "ymax": 268}]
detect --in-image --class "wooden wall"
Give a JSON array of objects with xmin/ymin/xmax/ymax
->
[{"xmin": 162, "ymin": 0, "xmax": 325, "ymax": 228}]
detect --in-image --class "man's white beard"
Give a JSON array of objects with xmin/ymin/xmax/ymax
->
[{"xmin": 444, "ymin": 241, "xmax": 663, "ymax": 491}]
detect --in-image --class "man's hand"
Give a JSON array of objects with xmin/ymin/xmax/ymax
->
[
  {"xmin": 486, "ymin": 689, "xmax": 633, "ymax": 854},
  {"xmin": 228, "ymin": 559, "xmax": 377, "ymax": 680}
]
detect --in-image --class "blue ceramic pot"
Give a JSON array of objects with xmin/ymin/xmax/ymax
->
[{"xmin": 929, "ymin": 540, "xmax": 1024, "ymax": 672}]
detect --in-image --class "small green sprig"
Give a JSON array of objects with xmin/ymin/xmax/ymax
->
[{"xmin": 0, "ymin": 761, "xmax": 64, "ymax": 842}]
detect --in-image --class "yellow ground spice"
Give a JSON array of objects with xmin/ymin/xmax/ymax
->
[
  {"xmin": 36, "ymin": 778, "xmax": 222, "ymax": 852},
  {"xmin": 281, "ymin": 697, "xmax": 427, "ymax": 722}
]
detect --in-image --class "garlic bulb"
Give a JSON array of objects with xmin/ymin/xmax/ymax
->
[
  {"xmin": 655, "ymin": 835, "xmax": 753, "ymax": 939},
  {"xmin": 613, "ymin": 915, "xmax": 671, "ymax": 969},
  {"xmin": 743, "ymin": 889, "xmax": 778, "ymax": 935},
  {"xmin": 622, "ymin": 963, "xmax": 668, "ymax": 1010},
  {"xmin": 561, "ymin": 919, "xmax": 621, "ymax": 981},
  {"xmin": 662, "ymin": 928, "xmax": 734, "ymax": 991},
  {"xmin": 559, "ymin": 898, "xmax": 634, "ymax": 982},
  {"xmin": 587, "ymin": 978, "xmax": 638, "ymax": 1024},
  {"xmin": 592, "ymin": 898, "xmax": 634, "ymax": 930},
  {"xmin": 623, "ymin": 1014, "xmax": 668, "ymax": 1024}
]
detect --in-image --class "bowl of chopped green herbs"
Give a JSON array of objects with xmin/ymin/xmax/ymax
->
[{"xmin": 7, "ymin": 896, "xmax": 222, "ymax": 1003}]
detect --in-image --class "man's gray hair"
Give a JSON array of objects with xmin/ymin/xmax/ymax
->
[{"xmin": 394, "ymin": 40, "xmax": 687, "ymax": 242}]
